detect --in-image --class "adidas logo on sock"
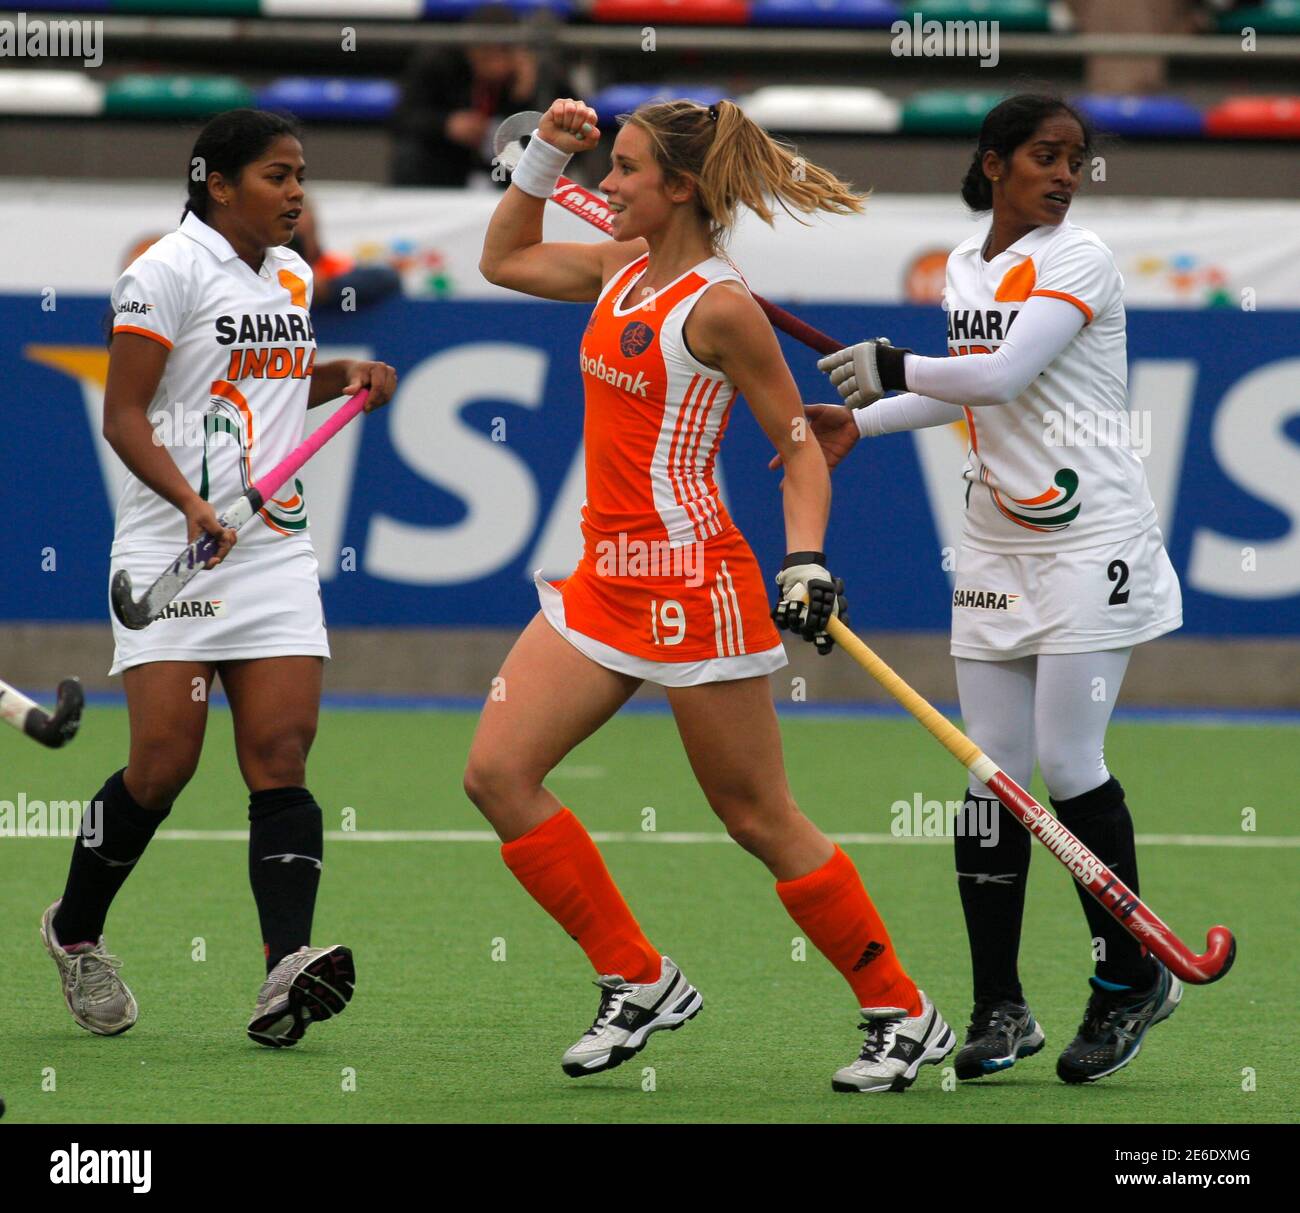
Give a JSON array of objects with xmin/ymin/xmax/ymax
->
[{"xmin": 852, "ymin": 941, "xmax": 886, "ymax": 971}]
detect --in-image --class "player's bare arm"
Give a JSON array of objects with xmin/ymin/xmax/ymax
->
[
  {"xmin": 102, "ymin": 331, "xmax": 236, "ymax": 566},
  {"xmin": 689, "ymin": 281, "xmax": 830, "ymax": 555},
  {"xmin": 308, "ymin": 358, "xmax": 397, "ymax": 410},
  {"xmin": 479, "ymin": 98, "xmax": 645, "ymax": 301}
]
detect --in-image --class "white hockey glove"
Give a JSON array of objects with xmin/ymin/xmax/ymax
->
[{"xmin": 817, "ymin": 338, "xmax": 913, "ymax": 409}]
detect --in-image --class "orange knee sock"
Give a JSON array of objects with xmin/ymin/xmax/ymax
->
[
  {"xmin": 501, "ymin": 807, "xmax": 661, "ymax": 985},
  {"xmin": 776, "ymin": 846, "xmax": 921, "ymax": 1015}
]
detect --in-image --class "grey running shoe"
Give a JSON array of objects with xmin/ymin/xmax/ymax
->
[
  {"xmin": 40, "ymin": 900, "xmax": 138, "ymax": 1037},
  {"xmin": 1057, "ymin": 964, "xmax": 1182, "ymax": 1084},
  {"xmin": 561, "ymin": 955, "xmax": 702, "ymax": 1077},
  {"xmin": 247, "ymin": 944, "xmax": 356, "ymax": 1048},
  {"xmin": 954, "ymin": 999, "xmax": 1046, "ymax": 1080},
  {"xmin": 832, "ymin": 990, "xmax": 955, "ymax": 1093}
]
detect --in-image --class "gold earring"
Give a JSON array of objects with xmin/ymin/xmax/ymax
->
[{"xmin": 991, "ymin": 176, "xmax": 1000, "ymax": 182}]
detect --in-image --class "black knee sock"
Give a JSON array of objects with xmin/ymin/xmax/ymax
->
[
  {"xmin": 1051, "ymin": 776, "xmax": 1157, "ymax": 989},
  {"xmin": 248, "ymin": 786, "xmax": 323, "ymax": 972},
  {"xmin": 954, "ymin": 789, "xmax": 1032, "ymax": 1006},
  {"xmin": 53, "ymin": 769, "xmax": 171, "ymax": 945}
]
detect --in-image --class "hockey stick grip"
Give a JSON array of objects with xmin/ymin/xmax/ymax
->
[
  {"xmin": 191, "ymin": 389, "xmax": 370, "ymax": 564},
  {"xmin": 249, "ymin": 388, "xmax": 369, "ymax": 508}
]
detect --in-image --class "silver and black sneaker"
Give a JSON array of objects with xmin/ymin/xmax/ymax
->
[
  {"xmin": 954, "ymin": 999, "xmax": 1046, "ymax": 1080},
  {"xmin": 832, "ymin": 990, "xmax": 956, "ymax": 1093},
  {"xmin": 247, "ymin": 944, "xmax": 356, "ymax": 1048},
  {"xmin": 561, "ymin": 955, "xmax": 702, "ymax": 1077},
  {"xmin": 1057, "ymin": 963, "xmax": 1182, "ymax": 1084}
]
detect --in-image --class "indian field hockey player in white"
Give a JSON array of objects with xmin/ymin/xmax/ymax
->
[
  {"xmin": 39, "ymin": 109, "xmax": 395, "ymax": 1048},
  {"xmin": 809, "ymin": 94, "xmax": 1189, "ymax": 1085},
  {"xmin": 465, "ymin": 96, "xmax": 958, "ymax": 1094}
]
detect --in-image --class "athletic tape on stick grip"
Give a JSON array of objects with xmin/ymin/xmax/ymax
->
[
  {"xmin": 110, "ymin": 389, "xmax": 371, "ymax": 631},
  {"xmin": 824, "ymin": 616, "xmax": 1237, "ymax": 986}
]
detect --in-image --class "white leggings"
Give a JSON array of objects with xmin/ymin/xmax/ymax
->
[{"xmin": 955, "ymin": 649, "xmax": 1132, "ymax": 803}]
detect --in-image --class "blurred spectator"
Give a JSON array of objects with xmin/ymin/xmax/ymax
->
[
  {"xmin": 1070, "ymin": 0, "xmax": 1197, "ymax": 93},
  {"xmin": 390, "ymin": 4, "xmax": 569, "ymax": 188},
  {"xmin": 288, "ymin": 198, "xmax": 402, "ymax": 311}
]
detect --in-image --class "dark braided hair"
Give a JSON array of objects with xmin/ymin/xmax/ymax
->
[
  {"xmin": 961, "ymin": 94, "xmax": 1094, "ymax": 213},
  {"xmin": 183, "ymin": 108, "xmax": 302, "ymax": 222}
]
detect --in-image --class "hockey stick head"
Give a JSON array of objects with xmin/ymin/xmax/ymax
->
[
  {"xmin": 1197, "ymin": 926, "xmax": 1236, "ymax": 984},
  {"xmin": 25, "ymin": 677, "xmax": 84, "ymax": 748},
  {"xmin": 110, "ymin": 532, "xmax": 221, "ymax": 630},
  {"xmin": 109, "ymin": 568, "xmax": 149, "ymax": 629},
  {"xmin": 493, "ymin": 109, "xmax": 544, "ymax": 173}
]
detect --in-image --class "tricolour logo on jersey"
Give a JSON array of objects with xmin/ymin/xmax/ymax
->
[
  {"xmin": 619, "ymin": 320, "xmax": 655, "ymax": 358},
  {"xmin": 985, "ymin": 466, "xmax": 1081, "ymax": 532}
]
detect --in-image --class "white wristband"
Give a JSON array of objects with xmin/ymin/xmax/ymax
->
[
  {"xmin": 509, "ymin": 129, "xmax": 573, "ymax": 198},
  {"xmin": 853, "ymin": 405, "xmax": 882, "ymax": 439}
]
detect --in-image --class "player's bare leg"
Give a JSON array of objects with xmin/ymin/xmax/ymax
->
[
  {"xmin": 669, "ymin": 675, "xmax": 953, "ymax": 1091},
  {"xmin": 465, "ymin": 614, "xmax": 700, "ymax": 1075},
  {"xmin": 464, "ymin": 612, "xmax": 640, "ymax": 842},
  {"xmin": 220, "ymin": 656, "xmax": 352, "ymax": 1046},
  {"xmin": 42, "ymin": 661, "xmax": 213, "ymax": 1036}
]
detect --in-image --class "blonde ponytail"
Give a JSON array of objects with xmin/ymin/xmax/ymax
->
[{"xmin": 625, "ymin": 98, "xmax": 866, "ymax": 250}]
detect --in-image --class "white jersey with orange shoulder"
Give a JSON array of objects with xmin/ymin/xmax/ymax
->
[
  {"xmin": 108, "ymin": 210, "xmax": 317, "ymax": 557},
  {"xmin": 943, "ymin": 220, "xmax": 1156, "ymax": 553}
]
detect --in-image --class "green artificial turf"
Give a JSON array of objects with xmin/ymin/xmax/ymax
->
[{"xmin": 2, "ymin": 706, "xmax": 1294, "ymax": 1123}]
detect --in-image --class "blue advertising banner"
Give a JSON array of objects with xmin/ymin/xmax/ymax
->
[{"xmin": 3, "ymin": 293, "xmax": 1298, "ymax": 635}]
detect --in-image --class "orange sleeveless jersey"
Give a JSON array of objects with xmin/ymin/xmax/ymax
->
[{"xmin": 544, "ymin": 253, "xmax": 783, "ymax": 667}]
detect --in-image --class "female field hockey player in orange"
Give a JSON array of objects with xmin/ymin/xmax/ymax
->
[
  {"xmin": 808, "ymin": 94, "xmax": 1186, "ymax": 1085},
  {"xmin": 467, "ymin": 97, "xmax": 954, "ymax": 1092},
  {"xmin": 39, "ymin": 109, "xmax": 395, "ymax": 1048}
]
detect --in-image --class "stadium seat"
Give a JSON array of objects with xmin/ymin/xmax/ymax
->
[
  {"xmin": 262, "ymin": 0, "xmax": 423, "ymax": 17},
  {"xmin": 1074, "ymin": 95, "xmax": 1204, "ymax": 139},
  {"xmin": 1216, "ymin": 1, "xmax": 1300, "ymax": 34},
  {"xmin": 591, "ymin": 0, "xmax": 751, "ymax": 25},
  {"xmin": 18, "ymin": 1, "xmax": 109, "ymax": 10},
  {"xmin": 901, "ymin": 89, "xmax": 1003, "ymax": 134},
  {"xmin": 422, "ymin": 0, "xmax": 576, "ymax": 15},
  {"xmin": 0, "ymin": 71, "xmax": 105, "ymax": 116},
  {"xmin": 110, "ymin": 1, "xmax": 259, "ymax": 14},
  {"xmin": 1204, "ymin": 95, "xmax": 1300, "ymax": 139},
  {"xmin": 903, "ymin": 0, "xmax": 1057, "ymax": 31},
  {"xmin": 749, "ymin": 0, "xmax": 900, "ymax": 27},
  {"xmin": 104, "ymin": 75, "xmax": 254, "ymax": 118},
  {"xmin": 589, "ymin": 84, "xmax": 729, "ymax": 125},
  {"xmin": 738, "ymin": 86, "xmax": 901, "ymax": 132},
  {"xmin": 255, "ymin": 78, "xmax": 399, "ymax": 121},
  {"xmin": 15, "ymin": 2, "xmax": 110, "ymax": 11}
]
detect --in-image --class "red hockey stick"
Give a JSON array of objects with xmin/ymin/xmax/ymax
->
[{"xmin": 827, "ymin": 617, "xmax": 1236, "ymax": 985}]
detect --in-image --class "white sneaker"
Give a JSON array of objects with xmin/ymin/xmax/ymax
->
[
  {"xmin": 832, "ymin": 990, "xmax": 955, "ymax": 1093},
  {"xmin": 40, "ymin": 900, "xmax": 138, "ymax": 1037},
  {"xmin": 247, "ymin": 944, "xmax": 355, "ymax": 1048},
  {"xmin": 561, "ymin": 955, "xmax": 702, "ymax": 1077}
]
